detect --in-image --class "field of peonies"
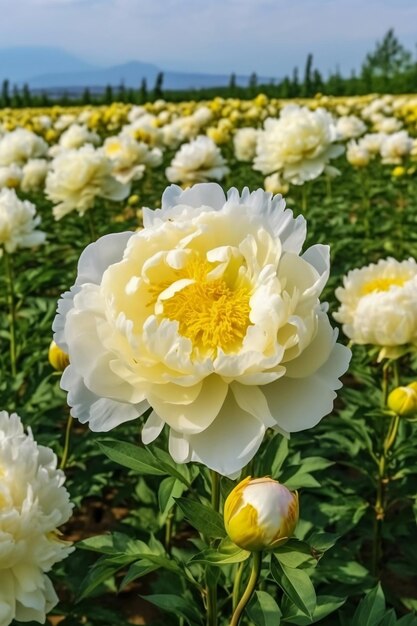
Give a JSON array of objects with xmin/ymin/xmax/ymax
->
[{"xmin": 1, "ymin": 93, "xmax": 417, "ymax": 626}]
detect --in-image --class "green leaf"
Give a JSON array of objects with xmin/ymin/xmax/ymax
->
[
  {"xmin": 158, "ymin": 476, "xmax": 186, "ymax": 520},
  {"xmin": 142, "ymin": 594, "xmax": 203, "ymax": 625},
  {"xmin": 397, "ymin": 615, "xmax": 417, "ymax": 625},
  {"xmin": 120, "ymin": 560, "xmax": 161, "ymax": 589},
  {"xmin": 247, "ymin": 590, "xmax": 282, "ymax": 626},
  {"xmin": 78, "ymin": 555, "xmax": 134, "ymax": 600},
  {"xmin": 176, "ymin": 497, "xmax": 227, "ymax": 538},
  {"xmin": 97, "ymin": 440, "xmax": 167, "ymax": 476},
  {"xmin": 271, "ymin": 557, "xmax": 316, "ymax": 618},
  {"xmin": 351, "ymin": 584, "xmax": 386, "ymax": 626},
  {"xmin": 281, "ymin": 595, "xmax": 346, "ymax": 625},
  {"xmin": 261, "ymin": 434, "xmax": 289, "ymax": 478},
  {"xmin": 190, "ymin": 538, "xmax": 250, "ymax": 565},
  {"xmin": 380, "ymin": 609, "xmax": 397, "ymax": 626},
  {"xmin": 149, "ymin": 445, "xmax": 191, "ymax": 486},
  {"xmin": 275, "ymin": 540, "xmax": 316, "ymax": 569}
]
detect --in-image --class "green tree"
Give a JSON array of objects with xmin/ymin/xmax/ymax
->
[
  {"xmin": 140, "ymin": 78, "xmax": 148, "ymax": 103},
  {"xmin": 361, "ymin": 28, "xmax": 412, "ymax": 80},
  {"xmin": 153, "ymin": 72, "xmax": 164, "ymax": 99},
  {"xmin": 104, "ymin": 84, "xmax": 113, "ymax": 104},
  {"xmin": 2, "ymin": 79, "xmax": 10, "ymax": 107},
  {"xmin": 302, "ymin": 53, "xmax": 314, "ymax": 97}
]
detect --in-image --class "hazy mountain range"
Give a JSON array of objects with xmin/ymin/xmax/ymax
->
[{"xmin": 0, "ymin": 46, "xmax": 270, "ymax": 92}]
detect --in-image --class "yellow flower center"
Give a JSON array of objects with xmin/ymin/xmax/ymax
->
[
  {"xmin": 161, "ymin": 258, "xmax": 251, "ymax": 354},
  {"xmin": 361, "ymin": 276, "xmax": 406, "ymax": 295},
  {"xmin": 105, "ymin": 141, "xmax": 121, "ymax": 156}
]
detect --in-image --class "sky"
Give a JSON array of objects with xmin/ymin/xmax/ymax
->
[{"xmin": 2, "ymin": 0, "xmax": 417, "ymax": 78}]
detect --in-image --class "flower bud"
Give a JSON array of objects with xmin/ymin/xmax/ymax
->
[
  {"xmin": 48, "ymin": 340, "xmax": 69, "ymax": 371},
  {"xmin": 387, "ymin": 384, "xmax": 417, "ymax": 416},
  {"xmin": 224, "ymin": 477, "xmax": 299, "ymax": 551}
]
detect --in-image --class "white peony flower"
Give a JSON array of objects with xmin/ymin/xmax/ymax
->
[
  {"xmin": 102, "ymin": 135, "xmax": 162, "ymax": 184},
  {"xmin": 358, "ymin": 133, "xmax": 385, "ymax": 155},
  {"xmin": 166, "ymin": 136, "xmax": 229, "ymax": 184},
  {"xmin": 254, "ymin": 105, "xmax": 344, "ymax": 185},
  {"xmin": 336, "ymin": 115, "xmax": 367, "ymax": 140},
  {"xmin": 49, "ymin": 124, "xmax": 101, "ymax": 158},
  {"xmin": 0, "ymin": 411, "xmax": 73, "ymax": 626},
  {"xmin": 54, "ymin": 183, "xmax": 350, "ymax": 477},
  {"xmin": 45, "ymin": 145, "xmax": 130, "ymax": 220},
  {"xmin": 0, "ymin": 129, "xmax": 48, "ymax": 167},
  {"xmin": 0, "ymin": 188, "xmax": 46, "ymax": 253},
  {"xmin": 334, "ymin": 258, "xmax": 417, "ymax": 350},
  {"xmin": 21, "ymin": 159, "xmax": 49, "ymax": 193},
  {"xmin": 58, "ymin": 124, "xmax": 101, "ymax": 150},
  {"xmin": 380, "ymin": 131, "xmax": 413, "ymax": 164},
  {"xmin": 373, "ymin": 115, "xmax": 402, "ymax": 134},
  {"xmin": 0, "ymin": 164, "xmax": 22, "ymax": 189},
  {"xmin": 233, "ymin": 127, "xmax": 259, "ymax": 162},
  {"xmin": 346, "ymin": 141, "xmax": 371, "ymax": 168},
  {"xmin": 263, "ymin": 172, "xmax": 289, "ymax": 195}
]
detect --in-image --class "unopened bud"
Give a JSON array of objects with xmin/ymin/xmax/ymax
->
[
  {"xmin": 48, "ymin": 340, "xmax": 69, "ymax": 372},
  {"xmin": 224, "ymin": 477, "xmax": 299, "ymax": 552},
  {"xmin": 387, "ymin": 384, "xmax": 417, "ymax": 416}
]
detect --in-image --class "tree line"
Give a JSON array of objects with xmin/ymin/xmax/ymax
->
[{"xmin": 1, "ymin": 29, "xmax": 417, "ymax": 109}]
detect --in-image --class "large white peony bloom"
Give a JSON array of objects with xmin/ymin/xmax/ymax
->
[
  {"xmin": 0, "ymin": 129, "xmax": 48, "ymax": 167},
  {"xmin": 45, "ymin": 145, "xmax": 130, "ymax": 220},
  {"xmin": 0, "ymin": 188, "xmax": 46, "ymax": 253},
  {"xmin": 0, "ymin": 411, "xmax": 73, "ymax": 626},
  {"xmin": 334, "ymin": 258, "xmax": 417, "ymax": 350},
  {"xmin": 254, "ymin": 104, "xmax": 344, "ymax": 185},
  {"xmin": 166, "ymin": 136, "xmax": 229, "ymax": 184},
  {"xmin": 54, "ymin": 183, "xmax": 350, "ymax": 477}
]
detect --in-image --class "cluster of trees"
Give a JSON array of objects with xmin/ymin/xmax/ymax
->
[{"xmin": 1, "ymin": 30, "xmax": 417, "ymax": 108}]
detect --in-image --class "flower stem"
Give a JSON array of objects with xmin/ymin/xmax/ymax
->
[
  {"xmin": 372, "ymin": 360, "xmax": 401, "ymax": 577},
  {"xmin": 301, "ymin": 185, "xmax": 308, "ymax": 212},
  {"xmin": 87, "ymin": 209, "xmax": 97, "ymax": 241},
  {"xmin": 232, "ymin": 561, "xmax": 246, "ymax": 611},
  {"xmin": 4, "ymin": 250, "xmax": 17, "ymax": 378},
  {"xmin": 60, "ymin": 414, "xmax": 73, "ymax": 470},
  {"xmin": 206, "ymin": 471, "xmax": 221, "ymax": 626},
  {"xmin": 211, "ymin": 470, "xmax": 221, "ymax": 512},
  {"xmin": 230, "ymin": 551, "xmax": 262, "ymax": 626}
]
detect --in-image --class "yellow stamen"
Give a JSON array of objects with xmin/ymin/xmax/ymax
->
[{"xmin": 361, "ymin": 277, "xmax": 406, "ymax": 295}]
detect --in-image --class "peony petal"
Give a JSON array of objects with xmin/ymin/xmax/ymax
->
[
  {"xmin": 148, "ymin": 375, "xmax": 228, "ymax": 435},
  {"xmin": 76, "ymin": 231, "xmax": 133, "ymax": 285},
  {"xmin": 142, "ymin": 410, "xmax": 165, "ymax": 445},
  {"xmin": 188, "ymin": 391, "xmax": 266, "ymax": 477},
  {"xmin": 263, "ymin": 342, "xmax": 351, "ymax": 432}
]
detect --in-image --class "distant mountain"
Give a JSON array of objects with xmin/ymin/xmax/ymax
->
[
  {"xmin": 0, "ymin": 46, "xmax": 271, "ymax": 92},
  {"xmin": 28, "ymin": 60, "xmax": 161, "ymax": 89},
  {"xmin": 0, "ymin": 46, "xmax": 97, "ymax": 83}
]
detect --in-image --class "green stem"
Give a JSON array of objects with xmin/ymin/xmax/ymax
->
[
  {"xmin": 232, "ymin": 561, "xmax": 246, "ymax": 611},
  {"xmin": 230, "ymin": 552, "xmax": 262, "ymax": 626},
  {"xmin": 4, "ymin": 250, "xmax": 17, "ymax": 378},
  {"xmin": 60, "ymin": 414, "xmax": 73, "ymax": 470},
  {"xmin": 211, "ymin": 470, "xmax": 221, "ymax": 513},
  {"xmin": 372, "ymin": 360, "xmax": 401, "ymax": 577},
  {"xmin": 164, "ymin": 508, "xmax": 174, "ymax": 554},
  {"xmin": 325, "ymin": 175, "xmax": 332, "ymax": 202},
  {"xmin": 87, "ymin": 209, "xmax": 97, "ymax": 241},
  {"xmin": 301, "ymin": 184, "xmax": 308, "ymax": 212},
  {"xmin": 206, "ymin": 471, "xmax": 221, "ymax": 626}
]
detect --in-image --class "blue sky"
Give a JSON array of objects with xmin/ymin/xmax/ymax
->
[{"xmin": 2, "ymin": 0, "xmax": 417, "ymax": 77}]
